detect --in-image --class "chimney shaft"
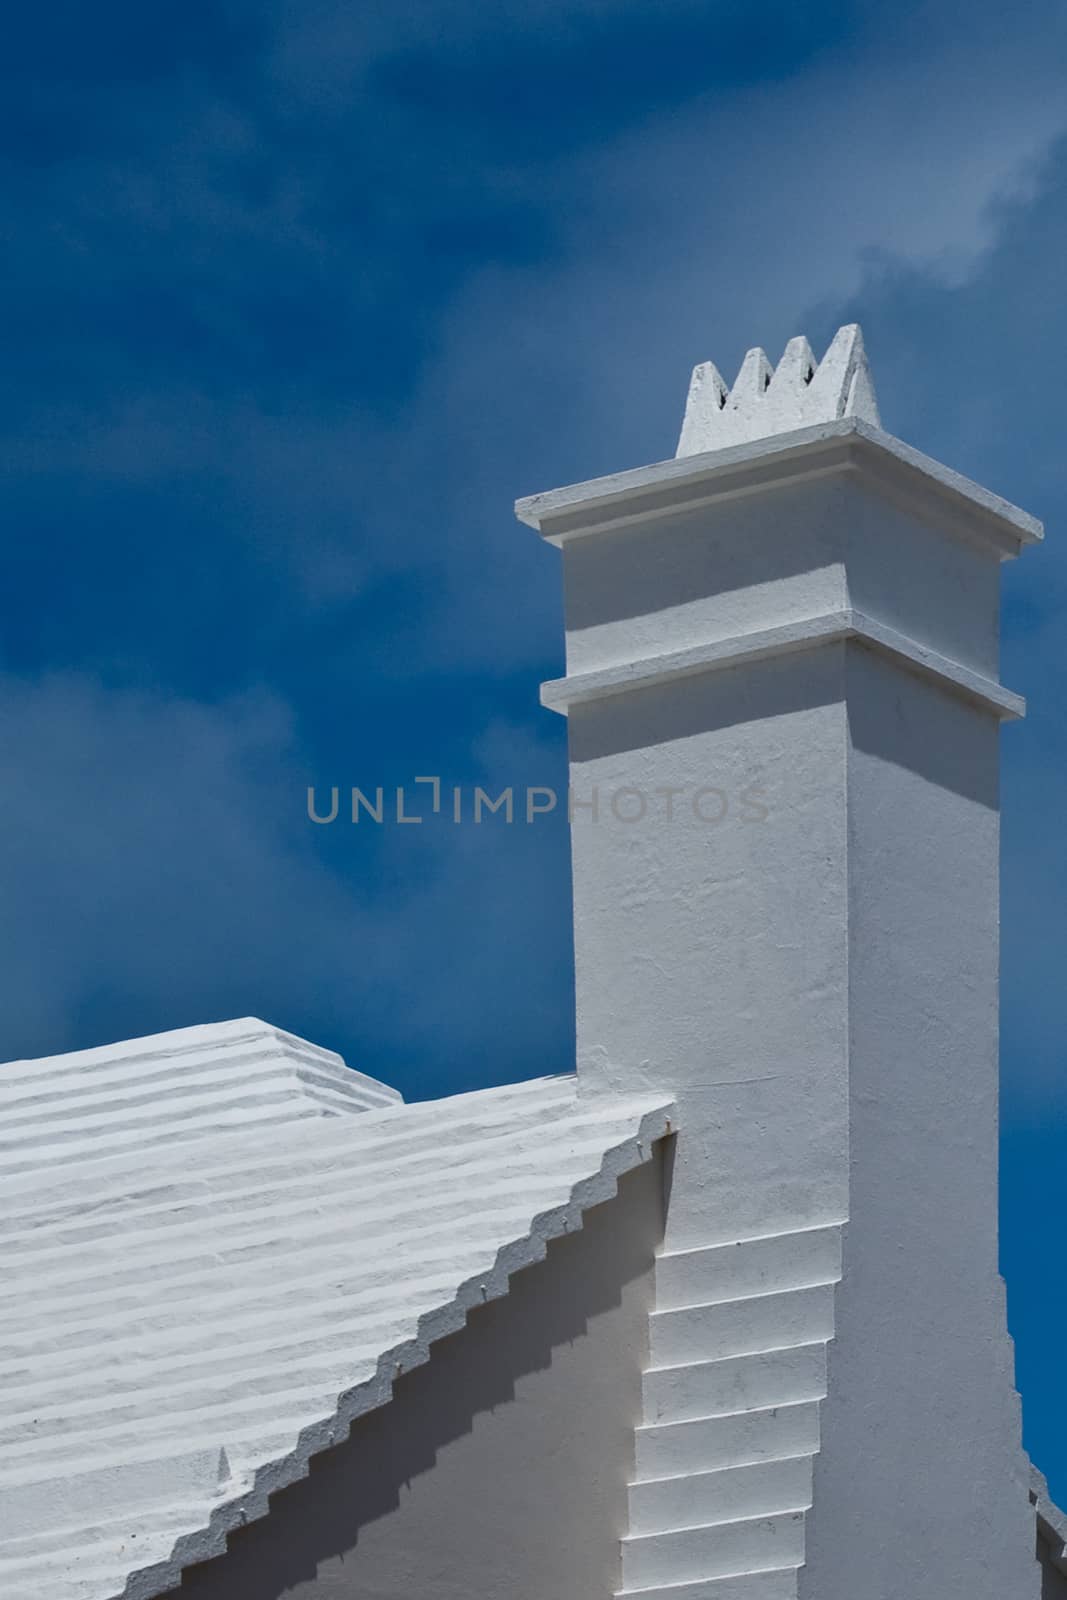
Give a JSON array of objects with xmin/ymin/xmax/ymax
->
[{"xmin": 516, "ymin": 329, "xmax": 1043, "ymax": 1599}]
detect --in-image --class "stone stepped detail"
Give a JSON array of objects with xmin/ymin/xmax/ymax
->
[{"xmin": 615, "ymin": 1223, "xmax": 843, "ymax": 1600}]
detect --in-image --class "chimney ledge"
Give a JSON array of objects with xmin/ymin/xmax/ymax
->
[{"xmin": 541, "ymin": 607, "xmax": 1024, "ymax": 722}]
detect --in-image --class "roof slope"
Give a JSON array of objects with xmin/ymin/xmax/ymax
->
[{"xmin": 0, "ymin": 1019, "xmax": 673, "ymax": 1600}]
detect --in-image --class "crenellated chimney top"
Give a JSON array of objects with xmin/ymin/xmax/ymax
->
[{"xmin": 677, "ymin": 323, "xmax": 880, "ymax": 455}]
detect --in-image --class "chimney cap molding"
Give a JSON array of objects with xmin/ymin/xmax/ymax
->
[{"xmin": 515, "ymin": 415, "xmax": 1043, "ymax": 561}]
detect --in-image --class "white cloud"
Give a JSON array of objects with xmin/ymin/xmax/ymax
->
[
  {"xmin": 0, "ymin": 675, "xmax": 372, "ymax": 1057},
  {"xmin": 0, "ymin": 673, "xmax": 577, "ymax": 1095},
  {"xmin": 351, "ymin": 8, "xmax": 1067, "ymax": 676}
]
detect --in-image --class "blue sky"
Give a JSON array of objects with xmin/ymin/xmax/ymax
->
[{"xmin": 3, "ymin": 0, "xmax": 1066, "ymax": 1495}]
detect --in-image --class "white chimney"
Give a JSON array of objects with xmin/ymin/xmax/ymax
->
[{"xmin": 516, "ymin": 326, "xmax": 1043, "ymax": 1600}]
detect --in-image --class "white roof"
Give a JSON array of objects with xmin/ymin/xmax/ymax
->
[{"xmin": 0, "ymin": 1019, "xmax": 673, "ymax": 1600}]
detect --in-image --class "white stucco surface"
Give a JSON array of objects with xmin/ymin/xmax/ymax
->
[
  {"xmin": 0, "ymin": 1018, "xmax": 673, "ymax": 1600},
  {"xmin": 518, "ymin": 323, "xmax": 1051, "ymax": 1599}
]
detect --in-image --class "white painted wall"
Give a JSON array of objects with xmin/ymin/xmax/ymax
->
[
  {"xmin": 173, "ymin": 1157, "xmax": 664, "ymax": 1600},
  {"xmin": 801, "ymin": 648, "xmax": 1034, "ymax": 1598},
  {"xmin": 531, "ymin": 436, "xmax": 1041, "ymax": 1598},
  {"xmin": 567, "ymin": 647, "xmax": 850, "ymax": 1253}
]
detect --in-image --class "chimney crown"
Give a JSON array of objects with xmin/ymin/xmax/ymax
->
[{"xmin": 677, "ymin": 323, "xmax": 880, "ymax": 455}]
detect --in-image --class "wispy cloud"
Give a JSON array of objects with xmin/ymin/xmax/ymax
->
[{"xmin": 3, "ymin": 0, "xmax": 1067, "ymax": 1109}]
